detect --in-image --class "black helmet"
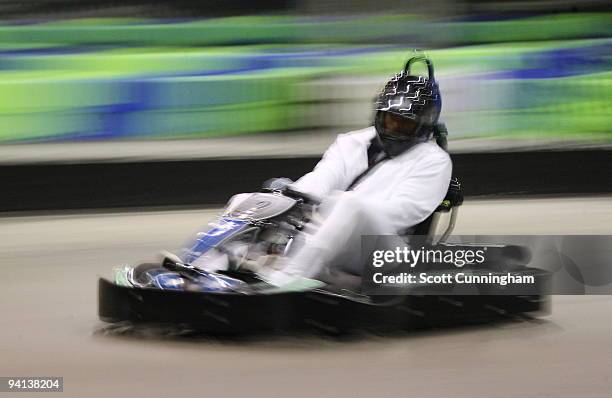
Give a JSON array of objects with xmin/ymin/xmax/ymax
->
[{"xmin": 374, "ymin": 55, "xmax": 442, "ymax": 157}]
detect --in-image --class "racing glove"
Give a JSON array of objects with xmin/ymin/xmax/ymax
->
[{"xmin": 262, "ymin": 177, "xmax": 294, "ymax": 192}]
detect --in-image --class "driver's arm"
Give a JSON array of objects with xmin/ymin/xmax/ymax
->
[{"xmin": 290, "ymin": 135, "xmax": 349, "ymax": 198}]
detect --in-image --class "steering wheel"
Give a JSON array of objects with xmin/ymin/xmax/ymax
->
[{"xmin": 283, "ymin": 187, "xmax": 321, "ymax": 205}]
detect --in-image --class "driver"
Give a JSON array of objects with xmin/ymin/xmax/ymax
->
[{"xmin": 262, "ymin": 56, "xmax": 452, "ymax": 287}]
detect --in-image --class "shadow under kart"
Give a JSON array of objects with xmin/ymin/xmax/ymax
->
[{"xmin": 98, "ymin": 180, "xmax": 551, "ymax": 335}]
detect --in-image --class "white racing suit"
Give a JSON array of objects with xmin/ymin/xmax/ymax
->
[{"xmin": 263, "ymin": 126, "xmax": 452, "ymax": 286}]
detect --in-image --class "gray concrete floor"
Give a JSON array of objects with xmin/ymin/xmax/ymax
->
[{"xmin": 0, "ymin": 196, "xmax": 611, "ymax": 397}]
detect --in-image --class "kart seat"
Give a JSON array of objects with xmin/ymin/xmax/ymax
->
[{"xmin": 411, "ymin": 177, "xmax": 463, "ymax": 243}]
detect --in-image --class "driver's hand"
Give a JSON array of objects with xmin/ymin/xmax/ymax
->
[{"xmin": 262, "ymin": 177, "xmax": 294, "ymax": 192}]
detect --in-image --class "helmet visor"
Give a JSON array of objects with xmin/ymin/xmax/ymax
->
[{"xmin": 377, "ymin": 112, "xmax": 420, "ymax": 140}]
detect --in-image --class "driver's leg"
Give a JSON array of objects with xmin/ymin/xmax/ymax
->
[{"xmin": 274, "ymin": 191, "xmax": 395, "ymax": 280}]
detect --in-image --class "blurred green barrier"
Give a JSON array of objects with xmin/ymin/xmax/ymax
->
[
  {"xmin": 488, "ymin": 72, "xmax": 612, "ymax": 139},
  {"xmin": 0, "ymin": 13, "xmax": 609, "ymax": 143}
]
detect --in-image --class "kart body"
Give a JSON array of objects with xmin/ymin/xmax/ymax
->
[{"xmin": 98, "ymin": 183, "xmax": 551, "ymax": 334}]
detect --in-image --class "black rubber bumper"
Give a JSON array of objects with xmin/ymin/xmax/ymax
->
[{"xmin": 98, "ymin": 275, "xmax": 551, "ymax": 335}]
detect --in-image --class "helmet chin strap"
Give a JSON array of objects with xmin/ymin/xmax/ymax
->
[{"xmin": 377, "ymin": 133, "xmax": 429, "ymax": 158}]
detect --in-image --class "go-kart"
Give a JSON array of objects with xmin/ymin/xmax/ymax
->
[{"xmin": 98, "ymin": 178, "xmax": 551, "ymax": 335}]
